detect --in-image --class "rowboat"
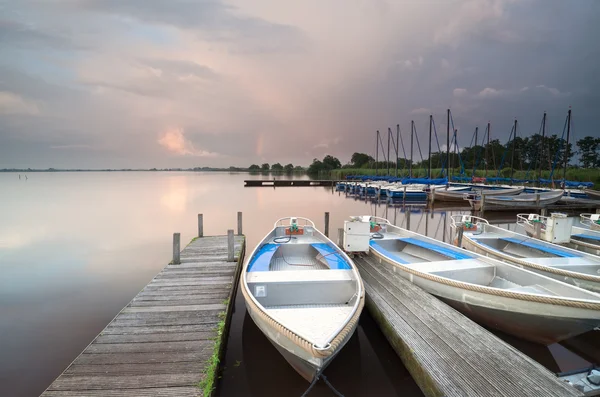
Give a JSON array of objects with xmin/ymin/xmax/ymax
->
[
  {"xmin": 241, "ymin": 217, "xmax": 364, "ymax": 381},
  {"xmin": 466, "ymin": 190, "xmax": 563, "ymax": 211},
  {"xmin": 431, "ymin": 185, "xmax": 524, "ymax": 202},
  {"xmin": 585, "ymin": 189, "xmax": 600, "ymax": 200},
  {"xmin": 581, "ymin": 213, "xmax": 600, "ymax": 231},
  {"xmin": 452, "ymin": 215, "xmax": 600, "ymax": 293},
  {"xmin": 516, "ymin": 213, "xmax": 600, "ymax": 256},
  {"xmin": 365, "ymin": 216, "xmax": 600, "ymax": 344}
]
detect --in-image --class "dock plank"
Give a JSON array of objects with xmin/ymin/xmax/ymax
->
[
  {"xmin": 355, "ymin": 254, "xmax": 583, "ymax": 397},
  {"xmin": 41, "ymin": 235, "xmax": 245, "ymax": 396}
]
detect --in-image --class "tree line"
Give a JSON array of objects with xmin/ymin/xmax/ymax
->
[{"xmin": 248, "ymin": 163, "xmax": 304, "ymax": 173}]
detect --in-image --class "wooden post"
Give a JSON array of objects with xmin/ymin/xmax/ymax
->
[
  {"xmin": 481, "ymin": 194, "xmax": 486, "ymax": 215},
  {"xmin": 227, "ymin": 229, "xmax": 235, "ymax": 262},
  {"xmin": 237, "ymin": 211, "xmax": 243, "ymax": 235},
  {"xmin": 534, "ymin": 221, "xmax": 541, "ymax": 239},
  {"xmin": 457, "ymin": 226, "xmax": 464, "ymax": 247},
  {"xmin": 541, "ymin": 208, "xmax": 547, "ymax": 217},
  {"xmin": 324, "ymin": 212, "xmax": 330, "ymax": 237},
  {"xmin": 535, "ymin": 193, "xmax": 540, "ymax": 208},
  {"xmin": 338, "ymin": 228, "xmax": 344, "ymax": 248},
  {"xmin": 596, "ymin": 208, "xmax": 600, "ymax": 214},
  {"xmin": 172, "ymin": 233, "xmax": 181, "ymax": 264},
  {"xmin": 406, "ymin": 210, "xmax": 411, "ymax": 230},
  {"xmin": 403, "ymin": 186, "xmax": 407, "ymax": 205},
  {"xmin": 198, "ymin": 214, "xmax": 204, "ymax": 238}
]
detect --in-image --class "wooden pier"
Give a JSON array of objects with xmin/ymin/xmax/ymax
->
[
  {"xmin": 42, "ymin": 218, "xmax": 245, "ymax": 397},
  {"xmin": 355, "ymin": 254, "xmax": 583, "ymax": 397},
  {"xmin": 244, "ymin": 179, "xmax": 340, "ymax": 187}
]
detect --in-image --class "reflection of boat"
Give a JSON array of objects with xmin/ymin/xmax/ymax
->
[
  {"xmin": 467, "ymin": 190, "xmax": 564, "ymax": 211},
  {"xmin": 517, "ymin": 213, "xmax": 600, "ymax": 256},
  {"xmin": 241, "ymin": 217, "xmax": 364, "ymax": 381},
  {"xmin": 581, "ymin": 213, "xmax": 600, "ymax": 231},
  {"xmin": 431, "ymin": 185, "xmax": 523, "ymax": 202},
  {"xmin": 454, "ymin": 215, "xmax": 600, "ymax": 293},
  {"xmin": 557, "ymin": 366, "xmax": 600, "ymax": 396},
  {"xmin": 366, "ymin": 216, "xmax": 600, "ymax": 345}
]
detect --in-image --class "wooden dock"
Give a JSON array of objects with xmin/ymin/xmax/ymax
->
[
  {"xmin": 41, "ymin": 232, "xmax": 245, "ymax": 397},
  {"xmin": 244, "ymin": 179, "xmax": 340, "ymax": 187},
  {"xmin": 355, "ymin": 254, "xmax": 583, "ymax": 397}
]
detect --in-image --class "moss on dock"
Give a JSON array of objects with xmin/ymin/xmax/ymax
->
[{"xmin": 198, "ymin": 304, "xmax": 228, "ymax": 396}]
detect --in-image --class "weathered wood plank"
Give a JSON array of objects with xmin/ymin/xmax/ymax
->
[
  {"xmin": 42, "ymin": 235, "xmax": 245, "ymax": 396},
  {"xmin": 42, "ymin": 386, "xmax": 201, "ymax": 396},
  {"xmin": 95, "ymin": 331, "xmax": 216, "ymax": 344}
]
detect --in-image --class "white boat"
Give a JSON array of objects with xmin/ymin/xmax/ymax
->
[
  {"xmin": 452, "ymin": 215, "xmax": 600, "ymax": 293},
  {"xmin": 241, "ymin": 217, "xmax": 364, "ymax": 381},
  {"xmin": 363, "ymin": 216, "xmax": 600, "ymax": 344},
  {"xmin": 432, "ymin": 185, "xmax": 524, "ymax": 202},
  {"xmin": 516, "ymin": 213, "xmax": 600, "ymax": 256},
  {"xmin": 466, "ymin": 190, "xmax": 564, "ymax": 211},
  {"xmin": 581, "ymin": 213, "xmax": 600, "ymax": 231}
]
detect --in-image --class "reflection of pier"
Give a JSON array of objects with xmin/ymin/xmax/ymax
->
[{"xmin": 244, "ymin": 179, "xmax": 340, "ymax": 187}]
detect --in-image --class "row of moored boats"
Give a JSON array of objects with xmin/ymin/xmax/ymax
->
[{"xmin": 240, "ymin": 213, "xmax": 600, "ymax": 383}]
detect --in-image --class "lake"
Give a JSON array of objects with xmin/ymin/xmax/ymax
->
[{"xmin": 0, "ymin": 172, "xmax": 593, "ymax": 396}]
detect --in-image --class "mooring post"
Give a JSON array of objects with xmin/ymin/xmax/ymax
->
[
  {"xmin": 535, "ymin": 193, "xmax": 540, "ymax": 208},
  {"xmin": 237, "ymin": 211, "xmax": 243, "ymax": 235},
  {"xmin": 406, "ymin": 209, "xmax": 411, "ymax": 230},
  {"xmin": 541, "ymin": 208, "xmax": 548, "ymax": 217},
  {"xmin": 227, "ymin": 229, "xmax": 235, "ymax": 262},
  {"xmin": 481, "ymin": 194, "xmax": 486, "ymax": 216},
  {"xmin": 172, "ymin": 233, "xmax": 181, "ymax": 265},
  {"xmin": 198, "ymin": 214, "xmax": 204, "ymax": 238},
  {"xmin": 403, "ymin": 186, "xmax": 407, "ymax": 205},
  {"xmin": 457, "ymin": 226, "xmax": 464, "ymax": 247},
  {"xmin": 337, "ymin": 228, "xmax": 344, "ymax": 248},
  {"xmin": 596, "ymin": 208, "xmax": 600, "ymax": 214},
  {"xmin": 534, "ymin": 220, "xmax": 541, "ymax": 239},
  {"xmin": 324, "ymin": 212, "xmax": 330, "ymax": 237}
]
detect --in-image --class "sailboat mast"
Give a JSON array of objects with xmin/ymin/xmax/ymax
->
[
  {"xmin": 410, "ymin": 120, "xmax": 414, "ymax": 178},
  {"xmin": 446, "ymin": 109, "xmax": 450, "ymax": 180},
  {"xmin": 396, "ymin": 124, "xmax": 399, "ymax": 177},
  {"xmin": 472, "ymin": 127, "xmax": 478, "ymax": 178},
  {"xmin": 539, "ymin": 112, "xmax": 546, "ymax": 186},
  {"xmin": 485, "ymin": 122, "xmax": 490, "ymax": 178},
  {"xmin": 510, "ymin": 119, "xmax": 517, "ymax": 184},
  {"xmin": 428, "ymin": 115, "xmax": 432, "ymax": 179},
  {"xmin": 563, "ymin": 108, "xmax": 572, "ymax": 187},
  {"xmin": 375, "ymin": 130, "xmax": 379, "ymax": 176},
  {"xmin": 387, "ymin": 128, "xmax": 391, "ymax": 176}
]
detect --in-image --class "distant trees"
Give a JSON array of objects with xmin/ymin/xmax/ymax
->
[
  {"xmin": 261, "ymin": 163, "xmax": 270, "ymax": 171},
  {"xmin": 350, "ymin": 152, "xmax": 375, "ymax": 168},
  {"xmin": 307, "ymin": 155, "xmax": 342, "ymax": 175},
  {"xmin": 284, "ymin": 163, "xmax": 294, "ymax": 173},
  {"xmin": 577, "ymin": 136, "xmax": 600, "ymax": 168},
  {"xmin": 271, "ymin": 163, "xmax": 284, "ymax": 171},
  {"xmin": 249, "ymin": 164, "xmax": 260, "ymax": 171}
]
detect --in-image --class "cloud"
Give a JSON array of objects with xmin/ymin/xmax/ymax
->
[
  {"xmin": 477, "ymin": 87, "xmax": 506, "ymax": 98},
  {"xmin": 157, "ymin": 128, "xmax": 217, "ymax": 157},
  {"xmin": 0, "ymin": 91, "xmax": 39, "ymax": 115},
  {"xmin": 453, "ymin": 88, "xmax": 468, "ymax": 97}
]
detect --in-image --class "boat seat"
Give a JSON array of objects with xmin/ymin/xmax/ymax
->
[
  {"xmin": 247, "ymin": 243, "xmax": 278, "ymax": 271},
  {"xmin": 246, "ymin": 270, "xmax": 356, "ymax": 307},
  {"xmin": 311, "ymin": 243, "xmax": 352, "ymax": 269},
  {"xmin": 400, "ymin": 238, "xmax": 474, "ymax": 260},
  {"xmin": 428, "ymin": 260, "xmax": 495, "ymax": 285},
  {"xmin": 501, "ymin": 237, "xmax": 581, "ymax": 258}
]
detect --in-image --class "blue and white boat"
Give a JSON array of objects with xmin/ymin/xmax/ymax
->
[
  {"xmin": 364, "ymin": 216, "xmax": 600, "ymax": 345},
  {"xmin": 453, "ymin": 215, "xmax": 600, "ymax": 293},
  {"xmin": 241, "ymin": 217, "xmax": 364, "ymax": 382}
]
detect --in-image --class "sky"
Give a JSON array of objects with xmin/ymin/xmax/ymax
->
[{"xmin": 0, "ymin": 0, "xmax": 598, "ymax": 169}]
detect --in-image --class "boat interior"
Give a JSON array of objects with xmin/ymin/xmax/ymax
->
[
  {"xmin": 370, "ymin": 233, "xmax": 595, "ymax": 299},
  {"xmin": 245, "ymin": 225, "xmax": 359, "ymax": 347}
]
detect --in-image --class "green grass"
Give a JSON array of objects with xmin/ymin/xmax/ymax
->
[
  {"xmin": 330, "ymin": 168, "xmax": 600, "ymax": 188},
  {"xmin": 198, "ymin": 302, "xmax": 228, "ymax": 396}
]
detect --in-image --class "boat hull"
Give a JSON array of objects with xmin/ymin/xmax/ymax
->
[
  {"xmin": 434, "ymin": 186, "xmax": 523, "ymax": 203},
  {"xmin": 469, "ymin": 191, "xmax": 563, "ymax": 210},
  {"xmin": 461, "ymin": 237, "xmax": 600, "ymax": 293},
  {"xmin": 370, "ymin": 252, "xmax": 600, "ymax": 344}
]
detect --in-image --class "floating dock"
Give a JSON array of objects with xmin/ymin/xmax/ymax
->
[
  {"xmin": 41, "ymin": 226, "xmax": 245, "ymax": 397},
  {"xmin": 355, "ymin": 253, "xmax": 583, "ymax": 397},
  {"xmin": 244, "ymin": 179, "xmax": 340, "ymax": 187}
]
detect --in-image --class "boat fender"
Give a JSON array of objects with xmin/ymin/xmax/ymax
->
[{"xmin": 588, "ymin": 369, "xmax": 600, "ymax": 386}]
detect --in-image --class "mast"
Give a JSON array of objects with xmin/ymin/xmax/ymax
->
[
  {"xmin": 452, "ymin": 129, "xmax": 457, "ymax": 179},
  {"xmin": 375, "ymin": 130, "xmax": 379, "ymax": 176},
  {"xmin": 485, "ymin": 122, "xmax": 490, "ymax": 178},
  {"xmin": 428, "ymin": 115, "xmax": 432, "ymax": 179},
  {"xmin": 510, "ymin": 119, "xmax": 517, "ymax": 184},
  {"xmin": 396, "ymin": 124, "xmax": 399, "ymax": 177},
  {"xmin": 539, "ymin": 112, "xmax": 546, "ymax": 186},
  {"xmin": 387, "ymin": 127, "xmax": 391, "ymax": 176},
  {"xmin": 472, "ymin": 127, "xmax": 478, "ymax": 178},
  {"xmin": 563, "ymin": 108, "xmax": 572, "ymax": 187},
  {"xmin": 446, "ymin": 109, "xmax": 450, "ymax": 179},
  {"xmin": 410, "ymin": 120, "xmax": 414, "ymax": 178}
]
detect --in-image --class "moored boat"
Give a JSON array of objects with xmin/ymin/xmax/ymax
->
[
  {"xmin": 466, "ymin": 190, "xmax": 563, "ymax": 211},
  {"xmin": 363, "ymin": 216, "xmax": 600, "ymax": 345},
  {"xmin": 581, "ymin": 213, "xmax": 600, "ymax": 231},
  {"xmin": 241, "ymin": 217, "xmax": 364, "ymax": 381},
  {"xmin": 431, "ymin": 185, "xmax": 524, "ymax": 202},
  {"xmin": 585, "ymin": 189, "xmax": 600, "ymax": 200},
  {"xmin": 452, "ymin": 215, "xmax": 600, "ymax": 293}
]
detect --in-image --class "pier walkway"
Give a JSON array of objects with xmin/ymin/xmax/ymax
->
[
  {"xmin": 42, "ymin": 234, "xmax": 245, "ymax": 397},
  {"xmin": 355, "ymin": 254, "xmax": 583, "ymax": 397}
]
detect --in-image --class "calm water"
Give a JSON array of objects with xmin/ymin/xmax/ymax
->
[{"xmin": 0, "ymin": 172, "xmax": 595, "ymax": 396}]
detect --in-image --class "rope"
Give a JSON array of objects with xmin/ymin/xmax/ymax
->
[
  {"xmin": 300, "ymin": 373, "xmax": 321, "ymax": 397},
  {"xmin": 370, "ymin": 248, "xmax": 600, "ymax": 309},
  {"xmin": 300, "ymin": 373, "xmax": 345, "ymax": 397},
  {"xmin": 322, "ymin": 374, "xmax": 345, "ymax": 397}
]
